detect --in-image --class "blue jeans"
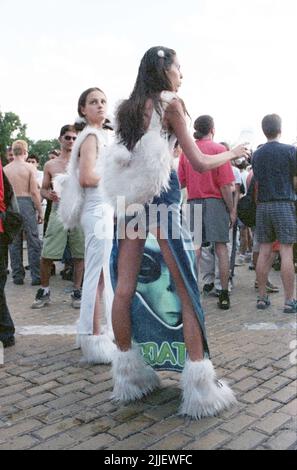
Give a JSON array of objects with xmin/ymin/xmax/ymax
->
[{"xmin": 0, "ymin": 234, "xmax": 15, "ymax": 341}]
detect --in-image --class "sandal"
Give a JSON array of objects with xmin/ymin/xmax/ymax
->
[
  {"xmin": 256, "ymin": 295, "xmax": 271, "ymax": 310},
  {"xmin": 218, "ymin": 290, "xmax": 230, "ymax": 310},
  {"xmin": 283, "ymin": 300, "xmax": 297, "ymax": 314}
]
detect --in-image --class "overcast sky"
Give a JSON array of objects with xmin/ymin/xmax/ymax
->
[{"xmin": 0, "ymin": 0, "xmax": 296, "ymax": 146}]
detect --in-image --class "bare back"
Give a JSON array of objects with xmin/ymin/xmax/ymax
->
[{"xmin": 4, "ymin": 160, "xmax": 35, "ymax": 197}]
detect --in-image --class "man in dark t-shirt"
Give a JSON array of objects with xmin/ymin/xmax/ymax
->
[{"xmin": 252, "ymin": 114, "xmax": 297, "ymax": 313}]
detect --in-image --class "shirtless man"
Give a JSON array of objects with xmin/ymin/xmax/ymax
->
[
  {"xmin": 4, "ymin": 140, "xmax": 43, "ymax": 285},
  {"xmin": 32, "ymin": 125, "xmax": 85, "ymax": 309}
]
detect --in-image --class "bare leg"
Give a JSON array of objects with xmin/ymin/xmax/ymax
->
[
  {"xmin": 93, "ymin": 271, "xmax": 104, "ymax": 336},
  {"xmin": 215, "ymin": 242, "xmax": 229, "ymax": 291},
  {"xmin": 156, "ymin": 234, "xmax": 204, "ymax": 362},
  {"xmin": 279, "ymin": 244, "xmax": 295, "ymax": 302},
  {"xmin": 112, "ymin": 238, "xmax": 146, "ymax": 351},
  {"xmin": 256, "ymin": 243, "xmax": 273, "ymax": 298},
  {"xmin": 73, "ymin": 259, "xmax": 84, "ymax": 290},
  {"xmin": 40, "ymin": 258, "xmax": 53, "ymax": 287}
]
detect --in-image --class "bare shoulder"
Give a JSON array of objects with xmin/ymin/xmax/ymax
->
[
  {"xmin": 3, "ymin": 162, "xmax": 12, "ymax": 174},
  {"xmin": 82, "ymin": 134, "xmax": 97, "ymax": 147},
  {"xmin": 43, "ymin": 159, "xmax": 54, "ymax": 171},
  {"xmin": 165, "ymin": 98, "xmax": 185, "ymax": 114}
]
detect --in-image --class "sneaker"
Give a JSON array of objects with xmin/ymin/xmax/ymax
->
[
  {"xmin": 218, "ymin": 290, "xmax": 230, "ymax": 310},
  {"xmin": 202, "ymin": 283, "xmax": 214, "ymax": 295},
  {"xmin": 31, "ymin": 279, "xmax": 41, "ymax": 286},
  {"xmin": 71, "ymin": 289, "xmax": 81, "ymax": 309},
  {"xmin": 31, "ymin": 288, "xmax": 51, "ymax": 309},
  {"xmin": 0, "ymin": 336, "xmax": 15, "ymax": 348}
]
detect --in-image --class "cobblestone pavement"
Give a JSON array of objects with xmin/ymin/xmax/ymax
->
[{"xmin": 0, "ymin": 259, "xmax": 296, "ymax": 450}]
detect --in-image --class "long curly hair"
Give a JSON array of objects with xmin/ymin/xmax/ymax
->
[{"xmin": 116, "ymin": 46, "xmax": 177, "ymax": 151}]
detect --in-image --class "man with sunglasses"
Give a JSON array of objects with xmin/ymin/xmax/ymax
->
[{"xmin": 32, "ymin": 125, "xmax": 85, "ymax": 310}]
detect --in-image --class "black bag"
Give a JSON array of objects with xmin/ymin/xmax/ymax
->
[
  {"xmin": 0, "ymin": 172, "xmax": 23, "ymax": 244},
  {"xmin": 0, "ymin": 209, "xmax": 23, "ymax": 244},
  {"xmin": 237, "ymin": 177, "xmax": 257, "ymax": 227}
]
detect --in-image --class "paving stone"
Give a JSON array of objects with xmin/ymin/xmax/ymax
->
[
  {"xmin": 25, "ymin": 381, "xmax": 60, "ymax": 397},
  {"xmin": 265, "ymin": 431, "xmax": 297, "ymax": 450},
  {"xmin": 70, "ymin": 433, "xmax": 116, "ymax": 450},
  {"xmin": 184, "ymin": 431, "xmax": 231, "ymax": 450},
  {"xmin": 107, "ymin": 432, "xmax": 155, "ymax": 450},
  {"xmin": 233, "ymin": 376, "xmax": 263, "ymax": 393},
  {"xmin": 0, "ymin": 419, "xmax": 42, "ymax": 441},
  {"xmin": 220, "ymin": 414, "xmax": 257, "ymax": 434},
  {"xmin": 2, "ymin": 259, "xmax": 295, "ymax": 450},
  {"xmin": 248, "ymin": 399, "xmax": 282, "ymax": 418},
  {"xmin": 281, "ymin": 367, "xmax": 297, "ymax": 380},
  {"xmin": 31, "ymin": 433, "xmax": 76, "ymax": 450},
  {"xmin": 0, "ymin": 435, "xmax": 39, "ymax": 450},
  {"xmin": 67, "ymin": 417, "xmax": 116, "ymax": 440},
  {"xmin": 279, "ymin": 399, "xmax": 297, "ymax": 417},
  {"xmin": 255, "ymin": 412, "xmax": 292, "ymax": 434},
  {"xmin": 109, "ymin": 416, "xmax": 155, "ymax": 440},
  {"xmin": 33, "ymin": 418, "xmax": 79, "ymax": 440},
  {"xmin": 262, "ymin": 375, "xmax": 292, "ymax": 391},
  {"xmin": 271, "ymin": 384, "xmax": 297, "ymax": 404},
  {"xmin": 16, "ymin": 393, "xmax": 56, "ymax": 409},
  {"xmin": 225, "ymin": 430, "xmax": 267, "ymax": 450},
  {"xmin": 147, "ymin": 432, "xmax": 193, "ymax": 450},
  {"xmin": 227, "ymin": 367, "xmax": 254, "ymax": 381},
  {"xmin": 241, "ymin": 387, "xmax": 271, "ymax": 404}
]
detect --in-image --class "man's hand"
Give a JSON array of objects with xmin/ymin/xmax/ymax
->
[
  {"xmin": 229, "ymin": 208, "xmax": 237, "ymax": 227},
  {"xmin": 48, "ymin": 190, "xmax": 60, "ymax": 202},
  {"xmin": 37, "ymin": 212, "xmax": 44, "ymax": 225}
]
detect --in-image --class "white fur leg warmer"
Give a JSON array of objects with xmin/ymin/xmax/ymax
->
[
  {"xmin": 180, "ymin": 359, "xmax": 237, "ymax": 420},
  {"xmin": 79, "ymin": 334, "xmax": 117, "ymax": 365},
  {"xmin": 111, "ymin": 347, "xmax": 160, "ymax": 402}
]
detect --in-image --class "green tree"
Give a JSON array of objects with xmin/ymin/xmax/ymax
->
[
  {"xmin": 0, "ymin": 110, "xmax": 27, "ymax": 164},
  {"xmin": 29, "ymin": 139, "xmax": 60, "ymax": 169}
]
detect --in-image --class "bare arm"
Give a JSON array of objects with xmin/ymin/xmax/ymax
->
[
  {"xmin": 233, "ymin": 183, "xmax": 241, "ymax": 211},
  {"xmin": 79, "ymin": 135, "xmax": 100, "ymax": 188},
  {"xmin": 29, "ymin": 169, "xmax": 43, "ymax": 222},
  {"xmin": 220, "ymin": 183, "xmax": 236, "ymax": 227},
  {"xmin": 165, "ymin": 101, "xmax": 248, "ymax": 172},
  {"xmin": 41, "ymin": 162, "xmax": 59, "ymax": 202}
]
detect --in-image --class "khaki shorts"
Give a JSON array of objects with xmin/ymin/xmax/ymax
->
[{"xmin": 42, "ymin": 207, "xmax": 85, "ymax": 260}]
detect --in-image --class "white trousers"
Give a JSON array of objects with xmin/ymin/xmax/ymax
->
[{"xmin": 78, "ymin": 189, "xmax": 114, "ymax": 335}]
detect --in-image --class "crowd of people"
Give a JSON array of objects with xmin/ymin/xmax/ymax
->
[{"xmin": 0, "ymin": 46, "xmax": 296, "ymax": 420}]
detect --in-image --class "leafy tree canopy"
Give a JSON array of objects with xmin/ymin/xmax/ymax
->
[{"xmin": 0, "ymin": 109, "xmax": 59, "ymax": 168}]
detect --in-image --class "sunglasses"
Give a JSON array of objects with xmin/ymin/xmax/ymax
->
[{"xmin": 64, "ymin": 135, "xmax": 77, "ymax": 141}]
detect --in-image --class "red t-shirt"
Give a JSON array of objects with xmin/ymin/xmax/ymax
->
[
  {"xmin": 0, "ymin": 161, "xmax": 6, "ymax": 233},
  {"xmin": 178, "ymin": 139, "xmax": 234, "ymax": 200}
]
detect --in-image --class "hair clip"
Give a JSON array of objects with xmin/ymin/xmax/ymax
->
[{"xmin": 157, "ymin": 50, "xmax": 165, "ymax": 58}]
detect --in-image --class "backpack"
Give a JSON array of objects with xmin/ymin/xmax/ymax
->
[{"xmin": 237, "ymin": 177, "xmax": 257, "ymax": 227}]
